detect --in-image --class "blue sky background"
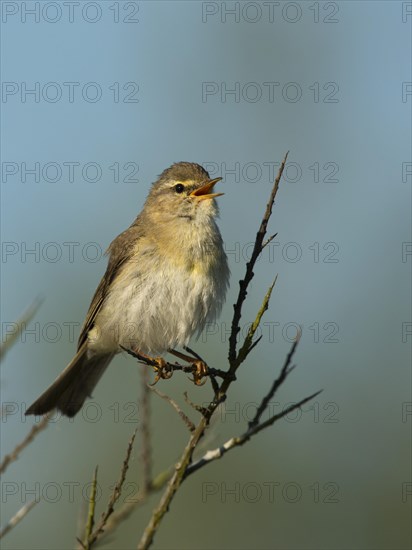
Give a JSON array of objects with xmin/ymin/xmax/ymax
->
[{"xmin": 1, "ymin": 1, "xmax": 411, "ymax": 548}]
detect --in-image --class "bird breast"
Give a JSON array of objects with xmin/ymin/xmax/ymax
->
[{"xmin": 89, "ymin": 234, "xmax": 228, "ymax": 356}]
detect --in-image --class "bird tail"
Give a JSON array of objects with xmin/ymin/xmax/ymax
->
[{"xmin": 25, "ymin": 343, "xmax": 114, "ymax": 418}]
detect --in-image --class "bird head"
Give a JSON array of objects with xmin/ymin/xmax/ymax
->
[{"xmin": 144, "ymin": 162, "xmax": 223, "ymax": 224}]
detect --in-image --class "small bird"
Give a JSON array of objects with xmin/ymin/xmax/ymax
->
[{"xmin": 26, "ymin": 162, "xmax": 229, "ymax": 417}]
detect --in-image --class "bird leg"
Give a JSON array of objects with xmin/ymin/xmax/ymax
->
[{"xmin": 169, "ymin": 348, "xmax": 208, "ymax": 386}]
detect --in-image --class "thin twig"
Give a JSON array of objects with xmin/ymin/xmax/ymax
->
[
  {"xmin": 97, "ymin": 467, "xmax": 173, "ymax": 544},
  {"xmin": 0, "ymin": 500, "xmax": 38, "ymax": 539},
  {"xmin": 0, "ymin": 296, "xmax": 44, "ymax": 362},
  {"xmin": 140, "ymin": 369, "xmax": 152, "ymax": 493},
  {"xmin": 149, "ymin": 386, "xmax": 196, "ymax": 432},
  {"xmin": 228, "ymin": 151, "xmax": 289, "ymax": 366},
  {"xmin": 262, "ymin": 232, "xmax": 278, "ymax": 249},
  {"xmin": 250, "ymin": 335, "xmax": 300, "ymax": 429},
  {"xmin": 183, "ymin": 392, "xmax": 209, "ymax": 415},
  {"xmin": 237, "ymin": 277, "xmax": 277, "ymax": 365},
  {"xmin": 0, "ymin": 414, "xmax": 50, "ymax": 474},
  {"xmin": 83, "ymin": 466, "xmax": 99, "ymax": 550},
  {"xmin": 246, "ymin": 334, "xmax": 263, "ymax": 355},
  {"xmin": 87, "ymin": 428, "xmax": 137, "ymax": 547}
]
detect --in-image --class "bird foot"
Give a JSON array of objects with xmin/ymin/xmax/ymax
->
[
  {"xmin": 168, "ymin": 348, "xmax": 209, "ymax": 386},
  {"xmin": 120, "ymin": 346, "xmax": 174, "ymax": 385},
  {"xmin": 188, "ymin": 360, "xmax": 208, "ymax": 386},
  {"xmin": 150, "ymin": 357, "xmax": 174, "ymax": 385}
]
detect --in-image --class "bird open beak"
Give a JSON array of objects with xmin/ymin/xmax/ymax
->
[{"xmin": 190, "ymin": 177, "xmax": 223, "ymax": 201}]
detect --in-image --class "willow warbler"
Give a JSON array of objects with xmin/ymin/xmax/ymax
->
[{"xmin": 26, "ymin": 162, "xmax": 229, "ymax": 417}]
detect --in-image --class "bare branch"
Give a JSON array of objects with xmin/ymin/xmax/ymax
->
[
  {"xmin": 0, "ymin": 500, "xmax": 38, "ymax": 539},
  {"xmin": 228, "ymin": 151, "xmax": 289, "ymax": 366},
  {"xmin": 87, "ymin": 428, "xmax": 137, "ymax": 547},
  {"xmin": 186, "ymin": 389, "xmax": 323, "ymax": 477},
  {"xmin": 95, "ymin": 466, "xmax": 172, "ymax": 544},
  {"xmin": 250, "ymin": 335, "xmax": 300, "ymax": 429},
  {"xmin": 262, "ymin": 232, "xmax": 278, "ymax": 249},
  {"xmin": 149, "ymin": 386, "xmax": 196, "ymax": 432},
  {"xmin": 183, "ymin": 392, "xmax": 210, "ymax": 416},
  {"xmin": 0, "ymin": 414, "xmax": 50, "ymax": 474},
  {"xmin": 246, "ymin": 334, "xmax": 263, "ymax": 355},
  {"xmin": 237, "ymin": 277, "xmax": 277, "ymax": 365},
  {"xmin": 83, "ymin": 466, "xmax": 99, "ymax": 550},
  {"xmin": 0, "ymin": 296, "xmax": 43, "ymax": 362},
  {"xmin": 140, "ymin": 369, "xmax": 152, "ymax": 493}
]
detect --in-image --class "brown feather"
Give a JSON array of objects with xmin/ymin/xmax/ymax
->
[
  {"xmin": 25, "ymin": 343, "xmax": 114, "ymax": 417},
  {"xmin": 77, "ymin": 222, "xmax": 143, "ymax": 349}
]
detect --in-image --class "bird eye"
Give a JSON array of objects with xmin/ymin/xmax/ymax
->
[{"xmin": 174, "ymin": 184, "xmax": 185, "ymax": 194}]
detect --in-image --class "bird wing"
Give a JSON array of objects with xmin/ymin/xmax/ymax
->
[{"xmin": 77, "ymin": 223, "xmax": 142, "ymax": 350}]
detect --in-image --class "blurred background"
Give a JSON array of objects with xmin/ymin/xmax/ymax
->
[{"xmin": 1, "ymin": 1, "xmax": 411, "ymax": 548}]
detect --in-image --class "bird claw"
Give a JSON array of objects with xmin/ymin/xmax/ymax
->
[
  {"xmin": 150, "ymin": 357, "xmax": 173, "ymax": 386},
  {"xmin": 188, "ymin": 360, "xmax": 208, "ymax": 386}
]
